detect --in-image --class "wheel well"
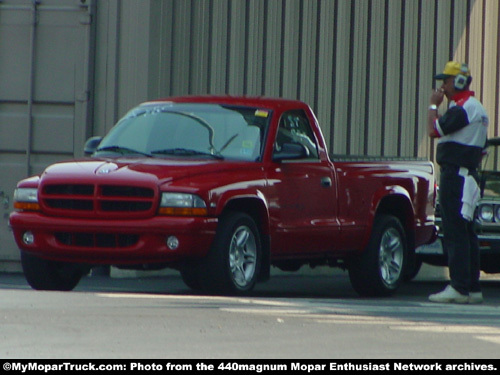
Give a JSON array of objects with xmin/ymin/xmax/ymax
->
[
  {"xmin": 222, "ymin": 198, "xmax": 271, "ymax": 281},
  {"xmin": 375, "ymin": 195, "xmax": 415, "ymax": 251}
]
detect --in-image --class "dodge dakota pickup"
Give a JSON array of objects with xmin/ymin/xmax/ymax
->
[{"xmin": 9, "ymin": 96, "xmax": 436, "ymax": 296}]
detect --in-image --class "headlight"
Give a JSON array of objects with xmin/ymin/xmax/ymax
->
[
  {"xmin": 13, "ymin": 188, "xmax": 40, "ymax": 211},
  {"xmin": 479, "ymin": 204, "xmax": 494, "ymax": 222},
  {"xmin": 158, "ymin": 192, "xmax": 207, "ymax": 216},
  {"xmin": 495, "ymin": 206, "xmax": 500, "ymax": 222}
]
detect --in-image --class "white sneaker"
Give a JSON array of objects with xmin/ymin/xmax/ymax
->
[
  {"xmin": 428, "ymin": 285, "xmax": 469, "ymax": 304},
  {"xmin": 468, "ymin": 292, "xmax": 484, "ymax": 304}
]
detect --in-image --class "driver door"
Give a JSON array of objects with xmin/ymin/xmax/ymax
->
[{"xmin": 268, "ymin": 110, "xmax": 339, "ymax": 255}]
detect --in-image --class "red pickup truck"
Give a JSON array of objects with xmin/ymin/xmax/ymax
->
[{"xmin": 9, "ymin": 96, "xmax": 436, "ymax": 296}]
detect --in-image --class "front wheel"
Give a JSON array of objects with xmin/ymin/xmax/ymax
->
[
  {"xmin": 348, "ymin": 215, "xmax": 407, "ymax": 297},
  {"xmin": 199, "ymin": 211, "xmax": 261, "ymax": 295},
  {"xmin": 21, "ymin": 251, "xmax": 86, "ymax": 291},
  {"xmin": 180, "ymin": 261, "xmax": 203, "ymax": 291}
]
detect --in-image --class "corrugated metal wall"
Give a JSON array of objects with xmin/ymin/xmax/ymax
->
[
  {"xmin": 132, "ymin": 0, "xmax": 499, "ymax": 160},
  {"xmin": 1, "ymin": 0, "xmax": 499, "ymax": 266},
  {"xmin": 0, "ymin": 0, "xmax": 95, "ymax": 268}
]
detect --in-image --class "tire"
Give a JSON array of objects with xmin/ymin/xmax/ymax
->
[
  {"xmin": 199, "ymin": 211, "xmax": 261, "ymax": 295},
  {"xmin": 480, "ymin": 255, "xmax": 500, "ymax": 273},
  {"xmin": 348, "ymin": 214, "xmax": 407, "ymax": 297},
  {"xmin": 180, "ymin": 262, "xmax": 202, "ymax": 291},
  {"xmin": 21, "ymin": 251, "xmax": 85, "ymax": 291},
  {"xmin": 404, "ymin": 256, "xmax": 423, "ymax": 282}
]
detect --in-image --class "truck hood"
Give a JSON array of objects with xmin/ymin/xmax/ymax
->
[{"xmin": 40, "ymin": 157, "xmax": 249, "ymax": 187}]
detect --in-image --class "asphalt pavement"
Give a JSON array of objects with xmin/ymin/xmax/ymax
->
[{"xmin": 1, "ymin": 266, "xmax": 500, "ymax": 359}]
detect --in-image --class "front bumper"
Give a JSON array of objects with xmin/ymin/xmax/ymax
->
[
  {"xmin": 416, "ymin": 233, "xmax": 500, "ymax": 256},
  {"xmin": 9, "ymin": 211, "xmax": 218, "ymax": 265},
  {"xmin": 477, "ymin": 233, "xmax": 500, "ymax": 255}
]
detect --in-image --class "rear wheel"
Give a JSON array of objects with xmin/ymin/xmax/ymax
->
[
  {"xmin": 404, "ymin": 256, "xmax": 423, "ymax": 281},
  {"xmin": 21, "ymin": 251, "xmax": 86, "ymax": 291},
  {"xmin": 348, "ymin": 215, "xmax": 407, "ymax": 296},
  {"xmin": 199, "ymin": 211, "xmax": 261, "ymax": 295}
]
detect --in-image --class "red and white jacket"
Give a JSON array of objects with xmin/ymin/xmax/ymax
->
[{"xmin": 434, "ymin": 90, "xmax": 489, "ymax": 170}]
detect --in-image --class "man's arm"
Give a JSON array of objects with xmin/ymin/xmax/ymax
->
[{"xmin": 428, "ymin": 89, "xmax": 445, "ymax": 138}]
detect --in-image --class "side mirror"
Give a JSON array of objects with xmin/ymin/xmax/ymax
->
[
  {"xmin": 84, "ymin": 136, "xmax": 103, "ymax": 156},
  {"xmin": 272, "ymin": 142, "xmax": 309, "ymax": 162}
]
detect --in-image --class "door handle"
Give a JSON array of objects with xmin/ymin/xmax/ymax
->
[{"xmin": 321, "ymin": 177, "xmax": 332, "ymax": 187}]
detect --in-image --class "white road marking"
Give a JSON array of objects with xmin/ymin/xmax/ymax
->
[
  {"xmin": 474, "ymin": 335, "xmax": 500, "ymax": 345},
  {"xmin": 97, "ymin": 292, "xmax": 297, "ymax": 306},
  {"xmin": 97, "ymin": 293, "xmax": 500, "ymax": 346}
]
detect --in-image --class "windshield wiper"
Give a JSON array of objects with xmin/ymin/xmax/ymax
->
[
  {"xmin": 151, "ymin": 148, "xmax": 223, "ymax": 160},
  {"xmin": 96, "ymin": 146, "xmax": 152, "ymax": 157}
]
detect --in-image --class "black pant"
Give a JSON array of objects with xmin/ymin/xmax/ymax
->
[{"xmin": 439, "ymin": 164, "xmax": 481, "ymax": 295}]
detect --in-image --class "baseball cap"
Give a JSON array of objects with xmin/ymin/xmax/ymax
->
[{"xmin": 434, "ymin": 61, "xmax": 470, "ymax": 80}]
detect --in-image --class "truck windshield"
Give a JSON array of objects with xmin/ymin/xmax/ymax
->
[{"xmin": 95, "ymin": 103, "xmax": 270, "ymax": 161}]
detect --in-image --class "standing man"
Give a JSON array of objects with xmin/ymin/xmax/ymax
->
[{"xmin": 427, "ymin": 61, "xmax": 489, "ymax": 304}]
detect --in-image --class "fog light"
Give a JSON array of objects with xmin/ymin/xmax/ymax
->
[
  {"xmin": 166, "ymin": 236, "xmax": 179, "ymax": 250},
  {"xmin": 22, "ymin": 231, "xmax": 34, "ymax": 245}
]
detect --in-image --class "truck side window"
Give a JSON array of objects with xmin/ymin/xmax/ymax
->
[{"xmin": 275, "ymin": 110, "xmax": 319, "ymax": 159}]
